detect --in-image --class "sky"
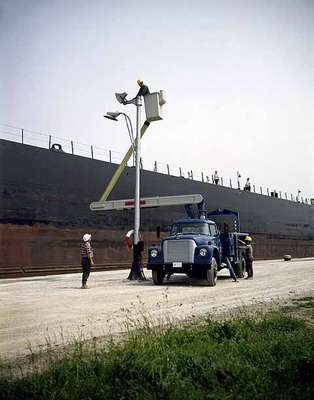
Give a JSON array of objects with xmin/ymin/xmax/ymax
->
[{"xmin": 1, "ymin": 0, "xmax": 313, "ymax": 199}]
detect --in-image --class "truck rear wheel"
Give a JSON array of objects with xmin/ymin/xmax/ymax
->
[
  {"xmin": 152, "ymin": 269, "xmax": 165, "ymax": 285},
  {"xmin": 236, "ymin": 255, "xmax": 246, "ymax": 278},
  {"xmin": 206, "ymin": 258, "xmax": 218, "ymax": 286}
]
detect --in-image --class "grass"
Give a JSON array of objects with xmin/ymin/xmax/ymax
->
[
  {"xmin": 292, "ymin": 297, "xmax": 314, "ymax": 309},
  {"xmin": 0, "ymin": 304, "xmax": 314, "ymax": 400}
]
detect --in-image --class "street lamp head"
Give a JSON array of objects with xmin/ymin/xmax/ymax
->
[
  {"xmin": 115, "ymin": 92, "xmax": 128, "ymax": 104},
  {"xmin": 104, "ymin": 111, "xmax": 122, "ymax": 121},
  {"xmin": 104, "ymin": 114, "xmax": 118, "ymax": 121}
]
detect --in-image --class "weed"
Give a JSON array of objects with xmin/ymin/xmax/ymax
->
[{"xmin": 1, "ymin": 308, "xmax": 313, "ymax": 400}]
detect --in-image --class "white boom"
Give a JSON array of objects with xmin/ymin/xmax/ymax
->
[{"xmin": 90, "ymin": 194, "xmax": 203, "ymax": 212}]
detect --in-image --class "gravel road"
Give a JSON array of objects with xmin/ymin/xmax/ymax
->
[{"xmin": 1, "ymin": 258, "xmax": 313, "ymax": 359}]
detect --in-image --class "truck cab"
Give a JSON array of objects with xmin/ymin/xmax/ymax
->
[{"xmin": 147, "ymin": 218, "xmax": 222, "ymax": 286}]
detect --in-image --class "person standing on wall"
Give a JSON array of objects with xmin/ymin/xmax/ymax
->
[
  {"xmin": 244, "ymin": 236, "xmax": 254, "ymax": 279},
  {"xmin": 81, "ymin": 233, "xmax": 94, "ymax": 289},
  {"xmin": 214, "ymin": 170, "xmax": 219, "ymax": 185},
  {"xmin": 244, "ymin": 178, "xmax": 251, "ymax": 191}
]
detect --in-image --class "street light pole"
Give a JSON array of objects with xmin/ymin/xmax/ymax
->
[{"xmin": 134, "ymin": 95, "xmax": 142, "ymax": 245}]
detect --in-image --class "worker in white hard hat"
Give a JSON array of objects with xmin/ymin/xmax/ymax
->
[
  {"xmin": 136, "ymin": 79, "xmax": 150, "ymax": 97},
  {"xmin": 244, "ymin": 236, "xmax": 254, "ymax": 279},
  {"xmin": 122, "ymin": 79, "xmax": 150, "ymax": 105},
  {"xmin": 80, "ymin": 233, "xmax": 94, "ymax": 288}
]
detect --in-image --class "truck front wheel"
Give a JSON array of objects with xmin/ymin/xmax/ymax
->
[
  {"xmin": 152, "ymin": 269, "xmax": 165, "ymax": 285},
  {"xmin": 206, "ymin": 258, "xmax": 218, "ymax": 286}
]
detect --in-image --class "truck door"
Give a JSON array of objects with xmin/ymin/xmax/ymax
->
[{"xmin": 209, "ymin": 224, "xmax": 222, "ymax": 256}]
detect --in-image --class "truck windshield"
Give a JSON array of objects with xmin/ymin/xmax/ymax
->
[{"xmin": 170, "ymin": 223, "xmax": 210, "ymax": 236}]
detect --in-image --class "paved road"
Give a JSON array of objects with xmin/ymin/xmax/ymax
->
[{"xmin": 1, "ymin": 258, "xmax": 313, "ymax": 359}]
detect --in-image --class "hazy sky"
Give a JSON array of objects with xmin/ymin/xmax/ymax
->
[{"xmin": 1, "ymin": 0, "xmax": 313, "ymax": 199}]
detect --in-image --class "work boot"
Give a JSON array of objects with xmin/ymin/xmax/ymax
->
[{"xmin": 81, "ymin": 283, "xmax": 89, "ymax": 289}]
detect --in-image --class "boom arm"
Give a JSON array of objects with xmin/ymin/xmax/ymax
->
[{"xmin": 99, "ymin": 120, "xmax": 150, "ymax": 202}]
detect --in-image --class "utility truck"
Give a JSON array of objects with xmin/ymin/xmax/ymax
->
[
  {"xmin": 91, "ymin": 193, "xmax": 249, "ymax": 285},
  {"xmin": 147, "ymin": 206, "xmax": 249, "ymax": 286}
]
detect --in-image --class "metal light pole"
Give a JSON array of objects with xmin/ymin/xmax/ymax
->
[
  {"xmin": 104, "ymin": 97, "xmax": 146, "ymax": 280},
  {"xmin": 102, "ymin": 84, "xmax": 165, "ymax": 280},
  {"xmin": 133, "ymin": 95, "xmax": 142, "ymax": 245}
]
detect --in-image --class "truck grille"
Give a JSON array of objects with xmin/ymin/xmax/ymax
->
[{"xmin": 163, "ymin": 239, "xmax": 196, "ymax": 263}]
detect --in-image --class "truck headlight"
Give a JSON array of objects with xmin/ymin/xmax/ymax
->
[
  {"xmin": 150, "ymin": 249, "xmax": 158, "ymax": 258},
  {"xmin": 199, "ymin": 248, "xmax": 207, "ymax": 257}
]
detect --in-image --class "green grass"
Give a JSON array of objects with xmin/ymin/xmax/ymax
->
[
  {"xmin": 1, "ymin": 312, "xmax": 313, "ymax": 400},
  {"xmin": 292, "ymin": 297, "xmax": 314, "ymax": 309}
]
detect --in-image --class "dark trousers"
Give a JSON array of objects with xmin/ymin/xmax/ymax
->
[
  {"xmin": 81, "ymin": 257, "xmax": 91, "ymax": 285},
  {"xmin": 246, "ymin": 259, "xmax": 253, "ymax": 277}
]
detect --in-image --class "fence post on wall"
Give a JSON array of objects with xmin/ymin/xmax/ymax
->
[
  {"xmin": 285, "ymin": 192, "xmax": 287, "ymax": 200},
  {"xmin": 201, "ymin": 172, "xmax": 204, "ymax": 182},
  {"xmin": 167, "ymin": 164, "xmax": 170, "ymax": 175},
  {"xmin": 267, "ymin": 188, "xmax": 270, "ymax": 196},
  {"xmin": 212, "ymin": 174, "xmax": 214, "ymax": 183},
  {"xmin": 179, "ymin": 167, "xmax": 182, "ymax": 177},
  {"xmin": 221, "ymin": 177, "xmax": 223, "ymax": 186},
  {"xmin": 71, "ymin": 141, "xmax": 74, "ymax": 155},
  {"xmin": 21, "ymin": 129, "xmax": 24, "ymax": 144},
  {"xmin": 253, "ymin": 185, "xmax": 256, "ymax": 193},
  {"xmin": 260, "ymin": 186, "xmax": 262, "ymax": 194},
  {"xmin": 230, "ymin": 179, "xmax": 232, "ymax": 188},
  {"xmin": 48, "ymin": 135, "xmax": 51, "ymax": 149},
  {"xmin": 109, "ymin": 150, "xmax": 112, "ymax": 163},
  {"xmin": 279, "ymin": 191, "xmax": 282, "ymax": 198},
  {"xmin": 91, "ymin": 145, "xmax": 94, "ymax": 159},
  {"xmin": 191, "ymin": 170, "xmax": 193, "ymax": 180}
]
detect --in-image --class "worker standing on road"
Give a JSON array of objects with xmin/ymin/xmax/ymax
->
[
  {"xmin": 81, "ymin": 233, "xmax": 94, "ymax": 289},
  {"xmin": 244, "ymin": 236, "xmax": 254, "ymax": 279},
  {"xmin": 220, "ymin": 224, "xmax": 238, "ymax": 282}
]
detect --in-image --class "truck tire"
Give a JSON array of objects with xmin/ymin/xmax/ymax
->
[
  {"xmin": 206, "ymin": 258, "xmax": 218, "ymax": 286},
  {"xmin": 152, "ymin": 269, "xmax": 165, "ymax": 285},
  {"xmin": 235, "ymin": 255, "xmax": 246, "ymax": 278}
]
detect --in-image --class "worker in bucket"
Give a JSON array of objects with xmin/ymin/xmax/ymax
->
[
  {"xmin": 135, "ymin": 79, "xmax": 150, "ymax": 97},
  {"xmin": 81, "ymin": 233, "xmax": 94, "ymax": 289},
  {"xmin": 244, "ymin": 236, "xmax": 254, "ymax": 279},
  {"xmin": 220, "ymin": 224, "xmax": 238, "ymax": 282},
  {"xmin": 122, "ymin": 79, "xmax": 150, "ymax": 105}
]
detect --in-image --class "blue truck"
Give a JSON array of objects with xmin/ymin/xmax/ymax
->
[{"xmin": 147, "ymin": 208, "xmax": 249, "ymax": 286}]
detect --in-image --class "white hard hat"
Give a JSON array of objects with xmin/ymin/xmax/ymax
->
[{"xmin": 83, "ymin": 233, "xmax": 91, "ymax": 242}]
